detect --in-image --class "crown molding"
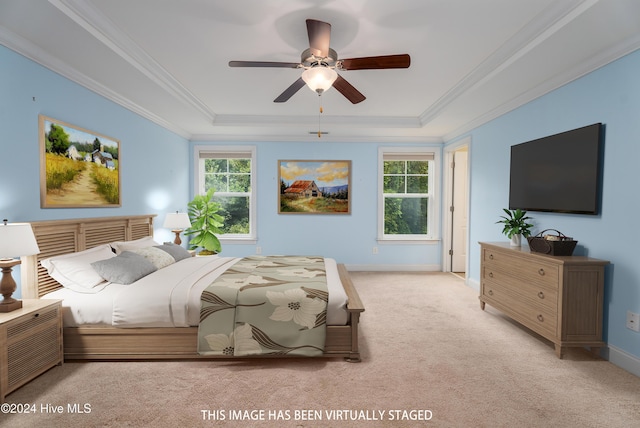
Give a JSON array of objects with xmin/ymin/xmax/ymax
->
[
  {"xmin": 190, "ymin": 132, "xmax": 443, "ymax": 144},
  {"xmin": 49, "ymin": 0, "xmax": 215, "ymax": 123},
  {"xmin": 443, "ymin": 32, "xmax": 640, "ymax": 142},
  {"xmin": 419, "ymin": 0, "xmax": 591, "ymax": 128},
  {"xmin": 0, "ymin": 25, "xmax": 191, "ymax": 139},
  {"xmin": 211, "ymin": 114, "xmax": 422, "ymax": 128}
]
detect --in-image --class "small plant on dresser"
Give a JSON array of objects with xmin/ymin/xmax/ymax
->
[{"xmin": 496, "ymin": 208, "xmax": 533, "ymax": 246}]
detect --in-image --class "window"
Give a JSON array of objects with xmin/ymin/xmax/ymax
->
[
  {"xmin": 195, "ymin": 146, "xmax": 256, "ymax": 240},
  {"xmin": 378, "ymin": 148, "xmax": 438, "ymax": 241}
]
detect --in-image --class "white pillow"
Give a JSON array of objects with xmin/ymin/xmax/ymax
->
[
  {"xmin": 40, "ymin": 244, "xmax": 115, "ymax": 293},
  {"xmin": 110, "ymin": 236, "xmax": 160, "ymax": 254}
]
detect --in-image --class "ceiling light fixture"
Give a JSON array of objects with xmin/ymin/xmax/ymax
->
[
  {"xmin": 301, "ymin": 66, "xmax": 338, "ymax": 94},
  {"xmin": 301, "ymin": 65, "xmax": 337, "ymax": 138}
]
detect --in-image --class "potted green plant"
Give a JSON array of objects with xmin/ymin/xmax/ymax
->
[
  {"xmin": 496, "ymin": 208, "xmax": 533, "ymax": 247},
  {"xmin": 184, "ymin": 188, "xmax": 224, "ymax": 255}
]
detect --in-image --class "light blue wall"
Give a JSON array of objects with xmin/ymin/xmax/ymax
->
[
  {"xmin": 457, "ymin": 48, "xmax": 640, "ymax": 363},
  {"xmin": 189, "ymin": 141, "xmax": 443, "ymax": 267},
  {"xmin": 1, "ymin": 45, "xmax": 190, "ymax": 296}
]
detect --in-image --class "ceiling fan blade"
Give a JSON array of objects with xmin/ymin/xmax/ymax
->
[
  {"xmin": 274, "ymin": 77, "xmax": 306, "ymax": 103},
  {"xmin": 332, "ymin": 75, "xmax": 366, "ymax": 104},
  {"xmin": 229, "ymin": 60, "xmax": 300, "ymax": 68},
  {"xmin": 339, "ymin": 54, "xmax": 411, "ymax": 70},
  {"xmin": 306, "ymin": 19, "xmax": 331, "ymax": 58}
]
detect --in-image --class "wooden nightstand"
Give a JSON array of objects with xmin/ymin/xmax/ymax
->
[{"xmin": 0, "ymin": 299, "xmax": 63, "ymax": 401}]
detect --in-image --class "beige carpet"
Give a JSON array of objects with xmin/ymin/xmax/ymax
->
[{"xmin": 3, "ymin": 272, "xmax": 640, "ymax": 427}]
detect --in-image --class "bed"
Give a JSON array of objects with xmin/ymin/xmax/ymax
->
[{"xmin": 20, "ymin": 215, "xmax": 364, "ymax": 362}]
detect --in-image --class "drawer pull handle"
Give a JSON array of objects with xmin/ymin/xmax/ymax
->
[
  {"xmin": 34, "ymin": 313, "xmax": 40, "ymax": 318},
  {"xmin": 538, "ymin": 268, "xmax": 545, "ymax": 276},
  {"xmin": 489, "ymin": 254, "xmax": 494, "ymax": 260},
  {"xmin": 489, "ymin": 272, "xmax": 493, "ymax": 278},
  {"xmin": 488, "ymin": 290, "xmax": 493, "ymax": 296},
  {"xmin": 537, "ymin": 314, "xmax": 544, "ymax": 322},
  {"xmin": 538, "ymin": 292, "xmax": 545, "ymax": 299}
]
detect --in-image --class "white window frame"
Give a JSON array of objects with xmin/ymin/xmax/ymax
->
[
  {"xmin": 193, "ymin": 145, "xmax": 257, "ymax": 243},
  {"xmin": 377, "ymin": 147, "xmax": 440, "ymax": 242}
]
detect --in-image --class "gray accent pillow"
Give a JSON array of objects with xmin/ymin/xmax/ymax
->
[
  {"xmin": 157, "ymin": 243, "xmax": 191, "ymax": 261},
  {"xmin": 91, "ymin": 251, "xmax": 157, "ymax": 285}
]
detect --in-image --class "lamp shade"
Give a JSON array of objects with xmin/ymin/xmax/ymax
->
[
  {"xmin": 163, "ymin": 212, "xmax": 191, "ymax": 230},
  {"xmin": 302, "ymin": 66, "xmax": 338, "ymax": 94},
  {"xmin": 0, "ymin": 222, "xmax": 40, "ymax": 258}
]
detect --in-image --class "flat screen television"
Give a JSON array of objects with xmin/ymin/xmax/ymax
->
[{"xmin": 509, "ymin": 123, "xmax": 604, "ymax": 215}]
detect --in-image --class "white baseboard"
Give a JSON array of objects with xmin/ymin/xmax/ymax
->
[
  {"xmin": 607, "ymin": 345, "xmax": 640, "ymax": 378},
  {"xmin": 345, "ymin": 264, "xmax": 441, "ymax": 272}
]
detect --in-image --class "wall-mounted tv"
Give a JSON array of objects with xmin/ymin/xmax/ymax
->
[{"xmin": 509, "ymin": 123, "xmax": 604, "ymax": 215}]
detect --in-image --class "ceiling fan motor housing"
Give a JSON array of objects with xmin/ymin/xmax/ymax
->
[{"xmin": 301, "ymin": 47, "xmax": 338, "ymax": 69}]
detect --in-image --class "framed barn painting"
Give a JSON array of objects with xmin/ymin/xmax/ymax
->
[
  {"xmin": 39, "ymin": 115, "xmax": 121, "ymax": 208},
  {"xmin": 278, "ymin": 160, "xmax": 351, "ymax": 214}
]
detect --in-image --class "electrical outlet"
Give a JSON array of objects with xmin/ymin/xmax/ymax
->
[
  {"xmin": 626, "ymin": 311, "xmax": 640, "ymax": 332},
  {"xmin": 372, "ymin": 246, "xmax": 378, "ymax": 255},
  {"xmin": 256, "ymin": 246, "xmax": 262, "ymax": 255}
]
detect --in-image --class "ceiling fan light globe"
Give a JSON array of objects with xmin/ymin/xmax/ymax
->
[{"xmin": 302, "ymin": 67, "xmax": 337, "ymax": 93}]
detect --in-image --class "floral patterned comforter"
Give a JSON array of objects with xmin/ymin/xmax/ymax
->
[{"xmin": 197, "ymin": 255, "xmax": 328, "ymax": 357}]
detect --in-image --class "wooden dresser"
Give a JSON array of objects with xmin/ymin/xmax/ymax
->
[
  {"xmin": 479, "ymin": 242, "xmax": 609, "ymax": 358},
  {"xmin": 0, "ymin": 299, "xmax": 63, "ymax": 401}
]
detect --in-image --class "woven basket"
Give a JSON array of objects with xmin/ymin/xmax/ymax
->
[{"xmin": 527, "ymin": 229, "xmax": 577, "ymax": 256}]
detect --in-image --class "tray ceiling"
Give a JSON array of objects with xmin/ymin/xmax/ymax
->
[{"xmin": 1, "ymin": 0, "xmax": 639, "ymax": 142}]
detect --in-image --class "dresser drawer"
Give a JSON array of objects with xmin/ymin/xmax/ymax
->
[
  {"xmin": 482, "ymin": 247, "xmax": 559, "ymax": 288},
  {"xmin": 482, "ymin": 280, "xmax": 557, "ymax": 337},
  {"xmin": 482, "ymin": 266, "xmax": 558, "ymax": 311}
]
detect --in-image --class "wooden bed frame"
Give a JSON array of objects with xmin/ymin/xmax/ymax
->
[{"xmin": 21, "ymin": 215, "xmax": 364, "ymax": 362}]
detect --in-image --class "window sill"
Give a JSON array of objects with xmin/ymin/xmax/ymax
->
[
  {"xmin": 376, "ymin": 238, "xmax": 440, "ymax": 245},
  {"xmin": 219, "ymin": 237, "xmax": 257, "ymax": 245}
]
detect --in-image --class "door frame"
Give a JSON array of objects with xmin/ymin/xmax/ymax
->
[{"xmin": 442, "ymin": 137, "xmax": 471, "ymax": 273}]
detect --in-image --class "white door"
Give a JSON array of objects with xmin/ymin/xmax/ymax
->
[{"xmin": 451, "ymin": 150, "xmax": 468, "ymax": 273}]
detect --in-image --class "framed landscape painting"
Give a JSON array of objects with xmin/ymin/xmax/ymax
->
[
  {"xmin": 39, "ymin": 115, "xmax": 121, "ymax": 208},
  {"xmin": 278, "ymin": 160, "xmax": 351, "ymax": 214}
]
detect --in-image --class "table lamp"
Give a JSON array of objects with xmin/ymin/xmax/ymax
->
[
  {"xmin": 0, "ymin": 220, "xmax": 40, "ymax": 312},
  {"xmin": 163, "ymin": 212, "xmax": 191, "ymax": 245}
]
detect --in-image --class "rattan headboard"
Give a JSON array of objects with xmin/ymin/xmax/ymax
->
[{"xmin": 21, "ymin": 215, "xmax": 156, "ymax": 298}]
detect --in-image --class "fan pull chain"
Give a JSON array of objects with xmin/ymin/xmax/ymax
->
[{"xmin": 317, "ymin": 94, "xmax": 323, "ymax": 138}]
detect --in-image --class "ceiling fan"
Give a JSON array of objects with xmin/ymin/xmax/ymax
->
[{"xmin": 229, "ymin": 19, "xmax": 411, "ymax": 104}]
